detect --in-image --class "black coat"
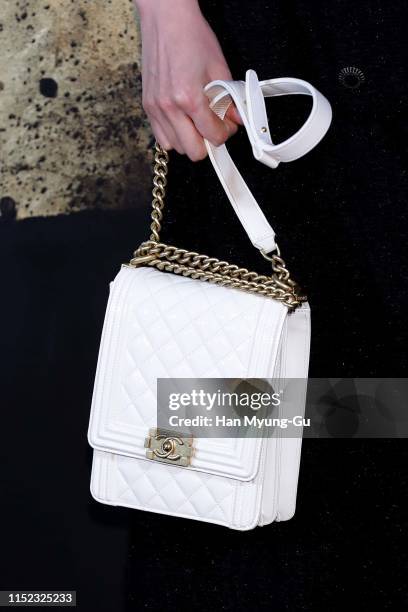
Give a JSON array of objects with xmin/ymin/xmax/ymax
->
[{"xmin": 161, "ymin": 0, "xmax": 407, "ymax": 377}]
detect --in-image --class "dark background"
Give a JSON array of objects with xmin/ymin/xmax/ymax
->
[{"xmin": 0, "ymin": 0, "xmax": 407, "ymax": 610}]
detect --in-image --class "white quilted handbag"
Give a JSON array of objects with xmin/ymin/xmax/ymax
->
[{"xmin": 88, "ymin": 70, "xmax": 331, "ymax": 530}]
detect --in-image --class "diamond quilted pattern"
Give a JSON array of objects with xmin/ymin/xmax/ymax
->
[
  {"xmin": 115, "ymin": 455, "xmax": 235, "ymax": 523},
  {"xmin": 123, "ymin": 267, "xmax": 265, "ymax": 428},
  {"xmin": 89, "ymin": 266, "xmax": 287, "ymax": 472},
  {"xmin": 88, "ymin": 266, "xmax": 304, "ymax": 529}
]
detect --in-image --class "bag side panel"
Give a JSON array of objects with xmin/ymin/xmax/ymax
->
[{"xmin": 259, "ymin": 303, "xmax": 311, "ymax": 525}]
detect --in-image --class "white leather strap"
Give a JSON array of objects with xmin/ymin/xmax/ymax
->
[{"xmin": 204, "ymin": 69, "xmax": 332, "ymax": 253}]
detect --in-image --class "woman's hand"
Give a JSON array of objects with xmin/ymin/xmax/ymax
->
[{"xmin": 135, "ymin": 0, "xmax": 242, "ymax": 161}]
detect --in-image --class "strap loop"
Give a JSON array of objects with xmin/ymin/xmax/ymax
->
[{"xmin": 204, "ymin": 69, "xmax": 332, "ymax": 253}]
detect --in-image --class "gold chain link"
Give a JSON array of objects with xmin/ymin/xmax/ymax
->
[
  {"xmin": 149, "ymin": 143, "xmax": 169, "ymax": 242},
  {"xmin": 129, "ymin": 142, "xmax": 306, "ymax": 310}
]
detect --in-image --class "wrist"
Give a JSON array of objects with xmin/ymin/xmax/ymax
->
[{"xmin": 135, "ymin": 0, "xmax": 200, "ymax": 20}]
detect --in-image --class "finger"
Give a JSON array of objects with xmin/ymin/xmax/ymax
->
[
  {"xmin": 202, "ymin": 117, "xmax": 238, "ymax": 148},
  {"xmin": 190, "ymin": 99, "xmax": 234, "ymax": 146},
  {"xmin": 149, "ymin": 118, "xmax": 171, "ymax": 150},
  {"xmin": 223, "ymin": 117, "xmax": 239, "ymax": 137},
  {"xmin": 166, "ymin": 110, "xmax": 208, "ymax": 161},
  {"xmin": 149, "ymin": 116, "xmax": 183, "ymax": 154},
  {"xmin": 225, "ymin": 103, "xmax": 244, "ymax": 125}
]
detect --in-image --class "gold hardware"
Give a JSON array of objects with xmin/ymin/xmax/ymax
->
[
  {"xmin": 144, "ymin": 428, "xmax": 193, "ymax": 467},
  {"xmin": 260, "ymin": 126, "xmax": 267, "ymax": 133},
  {"xmin": 129, "ymin": 254, "xmax": 157, "ymax": 266},
  {"xmin": 149, "ymin": 144, "xmax": 169, "ymax": 243},
  {"xmin": 129, "ymin": 142, "xmax": 306, "ymax": 311}
]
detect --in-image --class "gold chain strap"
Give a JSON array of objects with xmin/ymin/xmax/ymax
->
[
  {"xmin": 149, "ymin": 143, "xmax": 169, "ymax": 242},
  {"xmin": 129, "ymin": 143, "xmax": 306, "ymax": 310}
]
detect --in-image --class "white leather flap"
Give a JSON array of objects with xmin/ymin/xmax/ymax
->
[{"xmin": 88, "ymin": 267, "xmax": 288, "ymax": 482}]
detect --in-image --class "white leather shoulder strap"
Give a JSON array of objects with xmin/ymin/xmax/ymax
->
[{"xmin": 204, "ymin": 69, "xmax": 332, "ymax": 253}]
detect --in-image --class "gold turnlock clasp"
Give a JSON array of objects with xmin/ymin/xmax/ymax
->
[{"xmin": 144, "ymin": 428, "xmax": 194, "ymax": 467}]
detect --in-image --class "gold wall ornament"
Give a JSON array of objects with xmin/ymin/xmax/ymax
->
[{"xmin": 144, "ymin": 428, "xmax": 194, "ymax": 467}]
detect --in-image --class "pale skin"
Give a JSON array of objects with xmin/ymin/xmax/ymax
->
[{"xmin": 134, "ymin": 0, "xmax": 242, "ymax": 161}]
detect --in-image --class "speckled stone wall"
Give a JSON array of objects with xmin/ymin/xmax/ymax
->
[{"xmin": 0, "ymin": 0, "xmax": 152, "ymax": 220}]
